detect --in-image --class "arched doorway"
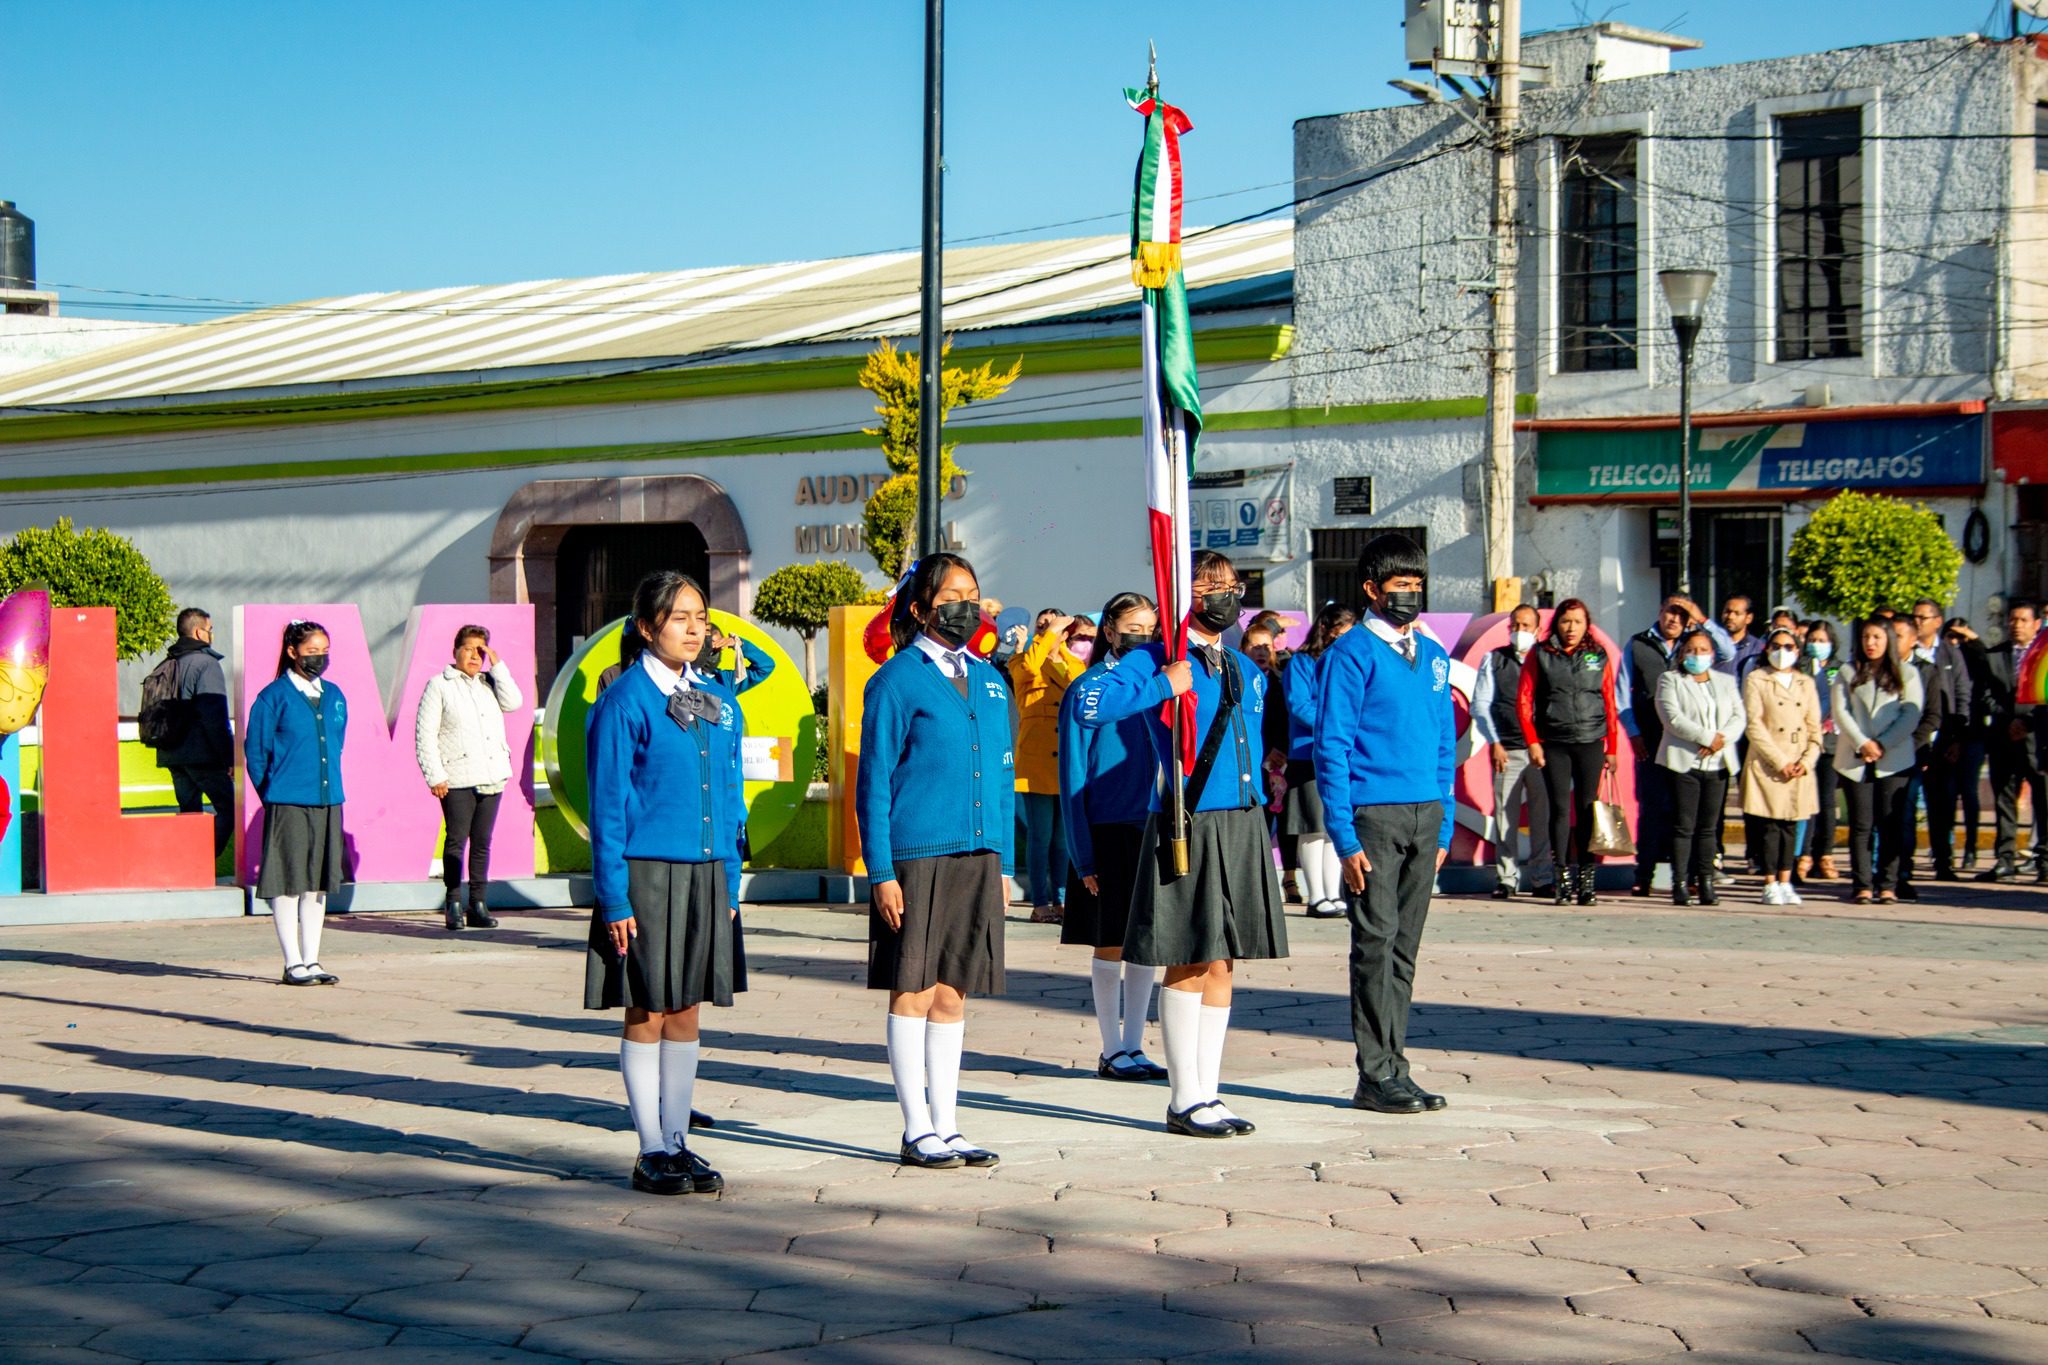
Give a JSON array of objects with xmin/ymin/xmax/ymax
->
[{"xmin": 489, "ymin": 474, "xmax": 751, "ymax": 686}]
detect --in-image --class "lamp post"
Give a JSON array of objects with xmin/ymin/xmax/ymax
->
[{"xmin": 1658, "ymin": 268, "xmax": 1715, "ymax": 599}]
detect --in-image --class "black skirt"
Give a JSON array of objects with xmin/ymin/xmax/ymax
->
[
  {"xmin": 255, "ymin": 803, "xmax": 346, "ymax": 899},
  {"xmin": 583, "ymin": 859, "xmax": 741, "ymax": 1011},
  {"xmin": 869, "ymin": 851, "xmax": 1006, "ymax": 995},
  {"xmin": 1061, "ymin": 821, "xmax": 1146, "ymax": 949},
  {"xmin": 1276, "ymin": 761, "xmax": 1325, "ymax": 837},
  {"xmin": 1126, "ymin": 806, "xmax": 1290, "ymax": 968}
]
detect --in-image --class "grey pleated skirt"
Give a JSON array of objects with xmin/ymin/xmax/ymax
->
[
  {"xmin": 869, "ymin": 851, "xmax": 1006, "ymax": 995},
  {"xmin": 255, "ymin": 803, "xmax": 346, "ymax": 899},
  {"xmin": 1061, "ymin": 821, "xmax": 1146, "ymax": 950},
  {"xmin": 1276, "ymin": 761, "xmax": 1326, "ymax": 837},
  {"xmin": 584, "ymin": 858, "xmax": 741, "ymax": 1011},
  {"xmin": 1126, "ymin": 806, "xmax": 1290, "ymax": 968}
]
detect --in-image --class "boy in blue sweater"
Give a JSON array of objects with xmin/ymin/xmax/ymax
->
[{"xmin": 1311, "ymin": 533, "xmax": 1457, "ymax": 1116}]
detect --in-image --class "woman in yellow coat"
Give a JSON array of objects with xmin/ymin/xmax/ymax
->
[
  {"xmin": 1741, "ymin": 626, "xmax": 1824, "ymax": 906},
  {"xmin": 1011, "ymin": 610, "xmax": 1095, "ymax": 923}
]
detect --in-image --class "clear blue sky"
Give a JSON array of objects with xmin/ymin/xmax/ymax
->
[{"xmin": 0, "ymin": 0, "xmax": 2001, "ymax": 319}]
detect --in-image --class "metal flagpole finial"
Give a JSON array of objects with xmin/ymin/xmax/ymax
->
[{"xmin": 1147, "ymin": 41, "xmax": 1158, "ymax": 96}]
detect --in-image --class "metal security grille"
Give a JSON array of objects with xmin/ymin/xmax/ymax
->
[
  {"xmin": 1559, "ymin": 136, "xmax": 1640, "ymax": 372},
  {"xmin": 1309, "ymin": 526, "xmax": 1428, "ymax": 614},
  {"xmin": 1776, "ymin": 109, "xmax": 1865, "ymax": 362}
]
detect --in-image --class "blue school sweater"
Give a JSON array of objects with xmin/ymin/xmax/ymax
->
[
  {"xmin": 585, "ymin": 665, "xmax": 747, "ymax": 923},
  {"xmin": 1284, "ymin": 651, "xmax": 1323, "ymax": 761},
  {"xmin": 1312, "ymin": 624, "xmax": 1457, "ymax": 855},
  {"xmin": 245, "ymin": 677, "xmax": 348, "ymax": 807},
  {"xmin": 857, "ymin": 648, "xmax": 1016, "ymax": 883},
  {"xmin": 1076, "ymin": 641, "xmax": 1270, "ymax": 814},
  {"xmin": 1057, "ymin": 655, "xmax": 1160, "ymax": 876}
]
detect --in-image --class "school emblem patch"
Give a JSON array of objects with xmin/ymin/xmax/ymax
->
[{"xmin": 1432, "ymin": 657, "xmax": 1449, "ymax": 691}]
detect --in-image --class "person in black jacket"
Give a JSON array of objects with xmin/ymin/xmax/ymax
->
[
  {"xmin": 154, "ymin": 608, "xmax": 235, "ymax": 858},
  {"xmin": 1516, "ymin": 599, "xmax": 1622, "ymax": 906},
  {"xmin": 1977, "ymin": 600, "xmax": 2044, "ymax": 883},
  {"xmin": 1946, "ymin": 617, "xmax": 1993, "ymax": 870}
]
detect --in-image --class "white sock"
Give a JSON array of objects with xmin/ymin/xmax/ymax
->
[
  {"xmin": 619, "ymin": 1039, "xmax": 663, "ymax": 1154},
  {"xmin": 1321, "ymin": 842, "xmax": 1345, "ymax": 904},
  {"xmin": 269, "ymin": 896, "xmax": 305, "ymax": 970},
  {"xmin": 659, "ymin": 1039, "xmax": 700, "ymax": 1153},
  {"xmin": 887, "ymin": 1013, "xmax": 947, "ymax": 1156},
  {"xmin": 1199, "ymin": 1004, "xmax": 1237, "ymax": 1119},
  {"xmin": 925, "ymin": 1019, "xmax": 969, "ymax": 1149},
  {"xmin": 1298, "ymin": 835, "xmax": 1328, "ymax": 905},
  {"xmin": 1120, "ymin": 962, "xmax": 1158, "ymax": 1056},
  {"xmin": 1089, "ymin": 957, "xmax": 1122, "ymax": 1056},
  {"xmin": 1159, "ymin": 985, "xmax": 1205, "ymax": 1114},
  {"xmin": 297, "ymin": 892, "xmax": 325, "ymax": 965}
]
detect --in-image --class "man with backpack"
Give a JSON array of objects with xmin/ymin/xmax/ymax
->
[{"xmin": 143, "ymin": 608, "xmax": 234, "ymax": 859}]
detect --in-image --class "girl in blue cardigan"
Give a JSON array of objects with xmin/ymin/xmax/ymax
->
[
  {"xmin": 858, "ymin": 553, "xmax": 1014, "ymax": 1170},
  {"xmin": 245, "ymin": 620, "xmax": 347, "ymax": 988},
  {"xmin": 583, "ymin": 571, "xmax": 746, "ymax": 1198},
  {"xmin": 1284, "ymin": 604, "xmax": 1358, "ymax": 920},
  {"xmin": 1057, "ymin": 591, "xmax": 1169, "ymax": 1082}
]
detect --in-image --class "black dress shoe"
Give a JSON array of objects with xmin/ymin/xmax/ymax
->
[
  {"xmin": 899, "ymin": 1134, "xmax": 966, "ymax": 1168},
  {"xmin": 1672, "ymin": 885, "xmax": 1692, "ymax": 907},
  {"xmin": 689, "ymin": 1109, "xmax": 714, "ymax": 1129},
  {"xmin": 2036, "ymin": 861, "xmax": 2048, "ymax": 885},
  {"xmin": 1896, "ymin": 881, "xmax": 1920, "ymax": 902},
  {"xmin": 281, "ymin": 967, "xmax": 318, "ymax": 986},
  {"xmin": 1977, "ymin": 859, "xmax": 2018, "ymax": 883},
  {"xmin": 1394, "ymin": 1076, "xmax": 1448, "ymax": 1111},
  {"xmin": 1697, "ymin": 882, "xmax": 1720, "ymax": 907},
  {"xmin": 1527, "ymin": 882, "xmax": 1554, "ymax": 898},
  {"xmin": 442, "ymin": 896, "xmax": 463, "ymax": 932},
  {"xmin": 464, "ymin": 900, "xmax": 499, "ymax": 928},
  {"xmin": 941, "ymin": 1134, "xmax": 1000, "ymax": 1167},
  {"xmin": 1126, "ymin": 1051, "xmax": 1170, "ymax": 1080},
  {"xmin": 1211, "ymin": 1106, "xmax": 1256, "ymax": 1134},
  {"xmin": 1491, "ymin": 882, "xmax": 1515, "ymax": 900},
  {"xmin": 1306, "ymin": 899, "xmax": 1346, "ymax": 919},
  {"xmin": 1350, "ymin": 1076, "xmax": 1426, "ymax": 1114},
  {"xmin": 1933, "ymin": 864, "xmax": 1960, "ymax": 883},
  {"xmin": 663, "ymin": 1148, "xmax": 723, "ymax": 1193},
  {"xmin": 1165, "ymin": 1102, "xmax": 1237, "ymax": 1137},
  {"xmin": 631, "ymin": 1151, "xmax": 687, "ymax": 1195},
  {"xmin": 303, "ymin": 962, "xmax": 338, "ymax": 985},
  {"xmin": 1097, "ymin": 1051, "xmax": 1151, "ymax": 1081}
]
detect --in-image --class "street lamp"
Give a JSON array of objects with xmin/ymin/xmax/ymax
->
[{"xmin": 1658, "ymin": 268, "xmax": 1716, "ymax": 599}]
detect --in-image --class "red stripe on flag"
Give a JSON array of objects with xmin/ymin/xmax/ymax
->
[{"xmin": 1147, "ymin": 506, "xmax": 1197, "ymax": 772}]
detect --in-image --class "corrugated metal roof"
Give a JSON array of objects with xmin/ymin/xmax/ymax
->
[{"xmin": 0, "ymin": 221, "xmax": 1291, "ymax": 410}]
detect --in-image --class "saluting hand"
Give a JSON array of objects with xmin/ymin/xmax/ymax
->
[{"xmin": 874, "ymin": 879, "xmax": 905, "ymax": 931}]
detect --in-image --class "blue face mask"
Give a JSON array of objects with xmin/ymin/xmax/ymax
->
[
  {"xmin": 1806, "ymin": 641, "xmax": 1833, "ymax": 662},
  {"xmin": 1681, "ymin": 654, "xmax": 1712, "ymax": 676}
]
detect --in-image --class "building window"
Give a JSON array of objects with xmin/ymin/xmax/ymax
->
[
  {"xmin": 1559, "ymin": 136, "xmax": 1639, "ymax": 372},
  {"xmin": 1309, "ymin": 526, "xmax": 1428, "ymax": 613},
  {"xmin": 1776, "ymin": 108, "xmax": 1864, "ymax": 361}
]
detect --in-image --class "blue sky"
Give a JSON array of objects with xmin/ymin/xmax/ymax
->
[{"xmin": 0, "ymin": 1, "xmax": 2003, "ymax": 319}]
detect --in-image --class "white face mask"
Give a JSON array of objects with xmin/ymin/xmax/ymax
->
[
  {"xmin": 1769, "ymin": 648, "xmax": 1799, "ymax": 670},
  {"xmin": 1511, "ymin": 629, "xmax": 1536, "ymax": 653}
]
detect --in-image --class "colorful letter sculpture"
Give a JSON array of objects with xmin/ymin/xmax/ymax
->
[
  {"xmin": 41, "ymin": 607, "xmax": 215, "ymax": 893},
  {"xmin": 0, "ymin": 588, "xmax": 49, "ymax": 895},
  {"xmin": 236, "ymin": 604, "xmax": 538, "ymax": 888}
]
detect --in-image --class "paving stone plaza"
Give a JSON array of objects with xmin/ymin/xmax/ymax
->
[{"xmin": 2, "ymin": 885, "xmax": 2045, "ymax": 1363}]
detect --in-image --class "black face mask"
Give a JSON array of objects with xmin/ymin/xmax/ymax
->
[
  {"xmin": 926, "ymin": 599, "xmax": 981, "ymax": 649},
  {"xmin": 1192, "ymin": 590, "xmax": 1242, "ymax": 634},
  {"xmin": 1116, "ymin": 629, "xmax": 1159, "ymax": 653},
  {"xmin": 296, "ymin": 653, "xmax": 330, "ymax": 680},
  {"xmin": 1376, "ymin": 588, "xmax": 1424, "ymax": 628}
]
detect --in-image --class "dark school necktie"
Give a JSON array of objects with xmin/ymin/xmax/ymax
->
[{"xmin": 667, "ymin": 686, "xmax": 723, "ymax": 730}]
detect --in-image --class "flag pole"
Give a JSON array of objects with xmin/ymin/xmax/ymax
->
[{"xmin": 1163, "ymin": 407, "xmax": 1191, "ymax": 878}]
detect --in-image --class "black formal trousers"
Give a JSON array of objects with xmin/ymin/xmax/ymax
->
[
  {"xmin": 1989, "ymin": 741, "xmax": 2046, "ymax": 866},
  {"xmin": 167, "ymin": 763, "xmax": 235, "ymax": 858},
  {"xmin": 1845, "ymin": 773, "xmax": 1910, "ymax": 893},
  {"xmin": 439, "ymin": 787, "xmax": 504, "ymax": 902},
  {"xmin": 1345, "ymin": 801, "xmax": 1439, "ymax": 1084}
]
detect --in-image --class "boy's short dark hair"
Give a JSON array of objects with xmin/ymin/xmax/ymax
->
[{"xmin": 1356, "ymin": 533, "xmax": 1427, "ymax": 589}]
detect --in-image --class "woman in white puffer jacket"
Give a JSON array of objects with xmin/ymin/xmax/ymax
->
[{"xmin": 416, "ymin": 625, "xmax": 524, "ymax": 931}]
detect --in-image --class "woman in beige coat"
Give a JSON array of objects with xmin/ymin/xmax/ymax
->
[{"xmin": 1741, "ymin": 627, "xmax": 1823, "ymax": 906}]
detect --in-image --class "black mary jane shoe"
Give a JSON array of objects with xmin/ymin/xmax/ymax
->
[
  {"xmin": 1125, "ymin": 1051, "xmax": 1170, "ymax": 1081},
  {"xmin": 942, "ymin": 1134, "xmax": 1000, "ymax": 1168},
  {"xmin": 663, "ymin": 1147, "xmax": 724, "ymax": 1193},
  {"xmin": 1165, "ymin": 1102, "xmax": 1237, "ymax": 1138},
  {"xmin": 1097, "ymin": 1051, "xmax": 1151, "ymax": 1081},
  {"xmin": 1395, "ymin": 1076, "xmax": 1449, "ymax": 1112},
  {"xmin": 1351, "ymin": 1075, "xmax": 1426, "ymax": 1114},
  {"xmin": 900, "ymin": 1134, "xmax": 967, "ymax": 1169},
  {"xmin": 1305, "ymin": 899, "xmax": 1347, "ymax": 919},
  {"xmin": 302, "ymin": 963, "xmax": 339, "ymax": 985},
  {"xmin": 281, "ymin": 967, "xmax": 319, "ymax": 987},
  {"xmin": 464, "ymin": 901, "xmax": 500, "ymax": 929},
  {"xmin": 442, "ymin": 896, "xmax": 464, "ymax": 932},
  {"xmin": 689, "ymin": 1109, "xmax": 715, "ymax": 1130},
  {"xmin": 1208, "ymin": 1104, "xmax": 1256, "ymax": 1135},
  {"xmin": 631, "ymin": 1151, "xmax": 687, "ymax": 1196}
]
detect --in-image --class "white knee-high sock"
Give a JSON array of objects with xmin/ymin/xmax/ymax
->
[
  {"xmin": 1199, "ymin": 1004, "xmax": 1237, "ymax": 1119},
  {"xmin": 1321, "ymin": 842, "xmax": 1345, "ymax": 903},
  {"xmin": 1120, "ymin": 963, "xmax": 1158, "ymax": 1056},
  {"xmin": 1159, "ymin": 986, "xmax": 1205, "ymax": 1114},
  {"xmin": 297, "ymin": 892, "xmax": 326, "ymax": 965},
  {"xmin": 1298, "ymin": 835, "xmax": 1328, "ymax": 904},
  {"xmin": 887, "ymin": 1013, "xmax": 947, "ymax": 1155},
  {"xmin": 925, "ymin": 1019, "xmax": 968, "ymax": 1147},
  {"xmin": 658, "ymin": 1039, "xmax": 700, "ymax": 1153},
  {"xmin": 1089, "ymin": 957, "xmax": 1122, "ymax": 1056},
  {"xmin": 269, "ymin": 895, "xmax": 304, "ymax": 969},
  {"xmin": 619, "ymin": 1039, "xmax": 663, "ymax": 1154}
]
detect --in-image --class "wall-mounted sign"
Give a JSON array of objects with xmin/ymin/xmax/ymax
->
[
  {"xmin": 1537, "ymin": 414, "xmax": 1985, "ymax": 498},
  {"xmin": 1189, "ymin": 462, "xmax": 1292, "ymax": 560},
  {"xmin": 1332, "ymin": 476, "xmax": 1375, "ymax": 515},
  {"xmin": 794, "ymin": 472, "xmax": 968, "ymax": 555}
]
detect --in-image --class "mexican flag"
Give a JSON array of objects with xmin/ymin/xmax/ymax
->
[{"xmin": 1129, "ymin": 81, "xmax": 1204, "ymax": 770}]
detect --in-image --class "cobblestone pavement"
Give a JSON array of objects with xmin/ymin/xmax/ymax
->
[{"xmin": 2, "ymin": 876, "xmax": 2046, "ymax": 1363}]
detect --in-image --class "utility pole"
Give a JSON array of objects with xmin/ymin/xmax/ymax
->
[
  {"xmin": 916, "ymin": 0, "xmax": 945, "ymax": 559},
  {"xmin": 1481, "ymin": 0, "xmax": 1522, "ymax": 611}
]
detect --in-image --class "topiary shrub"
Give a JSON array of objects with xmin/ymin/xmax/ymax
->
[
  {"xmin": 1786, "ymin": 492, "xmax": 1963, "ymax": 622},
  {"xmin": 753, "ymin": 560, "xmax": 871, "ymax": 687},
  {"xmin": 0, "ymin": 517, "xmax": 176, "ymax": 661}
]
